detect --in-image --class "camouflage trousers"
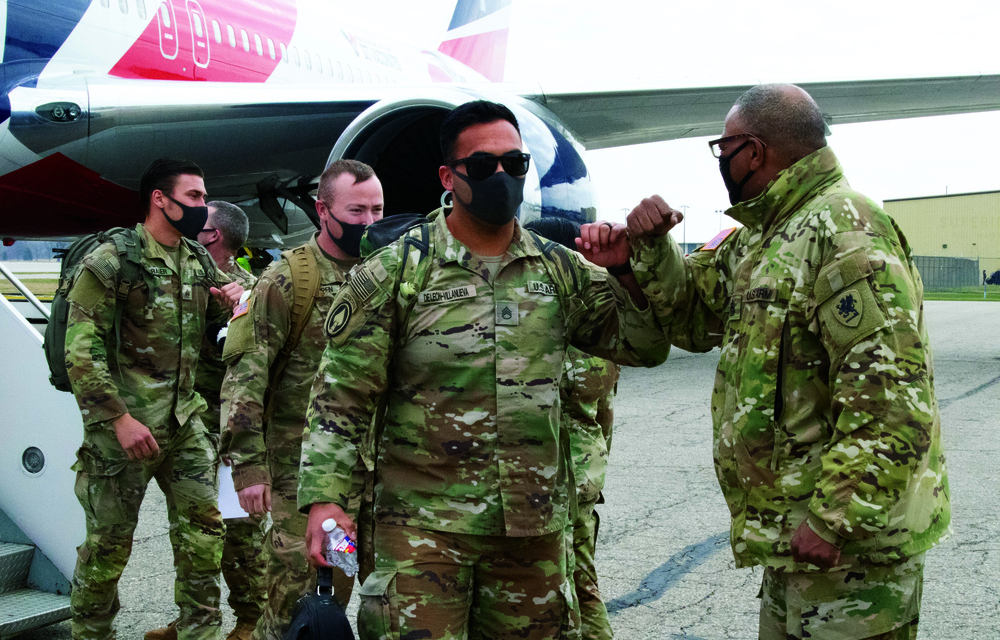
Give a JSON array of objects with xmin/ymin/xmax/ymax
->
[
  {"xmin": 758, "ymin": 553, "xmax": 925, "ymax": 639},
  {"xmin": 250, "ymin": 467, "xmax": 354, "ymax": 640},
  {"xmin": 358, "ymin": 523, "xmax": 579, "ymax": 640},
  {"xmin": 70, "ymin": 416, "xmax": 223, "ymax": 640},
  {"xmin": 221, "ymin": 516, "xmax": 267, "ymax": 624},
  {"xmin": 570, "ymin": 503, "xmax": 612, "ymax": 640}
]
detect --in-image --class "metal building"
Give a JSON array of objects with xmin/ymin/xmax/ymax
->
[{"xmin": 884, "ymin": 190, "xmax": 1000, "ymax": 289}]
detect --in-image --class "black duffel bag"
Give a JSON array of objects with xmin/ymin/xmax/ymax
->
[{"xmin": 284, "ymin": 567, "xmax": 354, "ymax": 640}]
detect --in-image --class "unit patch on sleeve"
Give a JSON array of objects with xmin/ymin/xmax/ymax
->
[
  {"xmin": 325, "ymin": 298, "xmax": 355, "ymax": 338},
  {"xmin": 834, "ymin": 289, "xmax": 862, "ymax": 327}
]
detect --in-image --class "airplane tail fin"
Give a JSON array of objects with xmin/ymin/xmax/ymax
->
[{"xmin": 437, "ymin": 0, "xmax": 512, "ymax": 82}]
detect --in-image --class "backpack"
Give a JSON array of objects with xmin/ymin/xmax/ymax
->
[
  {"xmin": 284, "ymin": 567, "xmax": 354, "ymax": 640},
  {"xmin": 44, "ymin": 227, "xmax": 215, "ymax": 392},
  {"xmin": 263, "ymin": 245, "xmax": 321, "ymax": 422}
]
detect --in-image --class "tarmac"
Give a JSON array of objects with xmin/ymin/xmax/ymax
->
[{"xmin": 17, "ymin": 300, "xmax": 999, "ymax": 640}]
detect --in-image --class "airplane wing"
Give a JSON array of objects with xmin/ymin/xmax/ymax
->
[{"xmin": 530, "ymin": 74, "xmax": 1000, "ymax": 149}]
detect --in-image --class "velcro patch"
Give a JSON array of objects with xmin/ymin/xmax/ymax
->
[
  {"xmin": 744, "ymin": 286, "xmax": 777, "ymax": 304},
  {"xmin": 146, "ymin": 267, "xmax": 171, "ymax": 277},
  {"xmin": 325, "ymin": 297, "xmax": 355, "ymax": 339},
  {"xmin": 231, "ymin": 299, "xmax": 249, "ymax": 321},
  {"xmin": 349, "ymin": 266, "xmax": 380, "ymax": 301},
  {"xmin": 527, "ymin": 281, "xmax": 557, "ymax": 296},
  {"xmin": 419, "ymin": 285, "xmax": 477, "ymax": 305},
  {"xmin": 700, "ymin": 227, "xmax": 737, "ymax": 252},
  {"xmin": 726, "ymin": 294, "xmax": 742, "ymax": 322},
  {"xmin": 319, "ymin": 283, "xmax": 341, "ymax": 295}
]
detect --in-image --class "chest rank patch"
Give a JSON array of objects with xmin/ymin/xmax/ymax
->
[
  {"xmin": 834, "ymin": 289, "xmax": 862, "ymax": 327},
  {"xmin": 325, "ymin": 297, "xmax": 355, "ymax": 338},
  {"xmin": 182, "ymin": 284, "xmax": 193, "ymax": 301},
  {"xmin": 419, "ymin": 285, "xmax": 477, "ymax": 305},
  {"xmin": 527, "ymin": 281, "xmax": 557, "ymax": 296},
  {"xmin": 727, "ymin": 294, "xmax": 742, "ymax": 322},
  {"xmin": 744, "ymin": 286, "xmax": 777, "ymax": 304},
  {"xmin": 496, "ymin": 300, "xmax": 519, "ymax": 326}
]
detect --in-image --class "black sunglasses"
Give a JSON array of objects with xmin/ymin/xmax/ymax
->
[{"xmin": 448, "ymin": 151, "xmax": 531, "ymax": 180}]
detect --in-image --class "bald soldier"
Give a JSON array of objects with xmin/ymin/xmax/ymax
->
[
  {"xmin": 625, "ymin": 84, "xmax": 950, "ymax": 639},
  {"xmin": 220, "ymin": 160, "xmax": 384, "ymax": 640}
]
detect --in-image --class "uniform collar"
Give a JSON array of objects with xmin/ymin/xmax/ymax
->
[
  {"xmin": 725, "ymin": 146, "xmax": 844, "ymax": 232},
  {"xmin": 138, "ymin": 223, "xmax": 192, "ymax": 271},
  {"xmin": 430, "ymin": 207, "xmax": 541, "ymax": 279}
]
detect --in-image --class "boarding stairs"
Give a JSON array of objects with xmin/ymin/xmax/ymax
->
[{"xmin": 0, "ymin": 263, "xmax": 81, "ymax": 637}]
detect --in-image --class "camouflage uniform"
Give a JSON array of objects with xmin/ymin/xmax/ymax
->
[
  {"xmin": 634, "ymin": 147, "xmax": 950, "ymax": 638},
  {"xmin": 298, "ymin": 209, "xmax": 670, "ymax": 639},
  {"xmin": 66, "ymin": 224, "xmax": 229, "ymax": 640},
  {"xmin": 563, "ymin": 347, "xmax": 619, "ymax": 640},
  {"xmin": 194, "ymin": 262, "xmax": 266, "ymax": 628},
  {"xmin": 221, "ymin": 235, "xmax": 360, "ymax": 640}
]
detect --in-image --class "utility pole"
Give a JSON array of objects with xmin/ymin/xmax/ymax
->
[{"xmin": 680, "ymin": 205, "xmax": 689, "ymax": 254}]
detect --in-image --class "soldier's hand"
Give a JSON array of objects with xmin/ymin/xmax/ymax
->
[
  {"xmin": 306, "ymin": 503, "xmax": 357, "ymax": 568},
  {"xmin": 210, "ymin": 282, "xmax": 244, "ymax": 311},
  {"xmin": 112, "ymin": 413, "xmax": 160, "ymax": 460},
  {"xmin": 626, "ymin": 195, "xmax": 684, "ymax": 239},
  {"xmin": 237, "ymin": 484, "xmax": 271, "ymax": 517},
  {"xmin": 791, "ymin": 521, "xmax": 841, "ymax": 569},
  {"xmin": 576, "ymin": 221, "xmax": 631, "ymax": 269}
]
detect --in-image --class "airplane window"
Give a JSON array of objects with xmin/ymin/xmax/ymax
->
[
  {"xmin": 323, "ymin": 58, "xmax": 332, "ymax": 76},
  {"xmin": 303, "ymin": 50, "xmax": 312, "ymax": 70},
  {"xmin": 336, "ymin": 61, "xmax": 343, "ymax": 81},
  {"xmin": 136, "ymin": 0, "xmax": 146, "ymax": 19},
  {"xmin": 227, "ymin": 25, "xmax": 235, "ymax": 47},
  {"xmin": 119, "ymin": 0, "xmax": 128, "ymax": 15},
  {"xmin": 313, "ymin": 53, "xmax": 322, "ymax": 73},
  {"xmin": 365, "ymin": 70, "xmax": 371, "ymax": 83},
  {"xmin": 241, "ymin": 29, "xmax": 249, "ymax": 52},
  {"xmin": 159, "ymin": 2, "xmax": 170, "ymax": 27},
  {"xmin": 280, "ymin": 42, "xmax": 287, "ymax": 63},
  {"xmin": 346, "ymin": 65, "xmax": 354, "ymax": 83},
  {"xmin": 254, "ymin": 34, "xmax": 263, "ymax": 56},
  {"xmin": 100, "ymin": 0, "xmax": 109, "ymax": 8},
  {"xmin": 212, "ymin": 20, "xmax": 221, "ymax": 43},
  {"xmin": 290, "ymin": 46, "xmax": 299, "ymax": 66},
  {"xmin": 193, "ymin": 13, "xmax": 204, "ymax": 38},
  {"xmin": 268, "ymin": 38, "xmax": 275, "ymax": 60}
]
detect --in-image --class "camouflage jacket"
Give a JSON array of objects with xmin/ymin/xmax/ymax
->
[
  {"xmin": 66, "ymin": 223, "xmax": 229, "ymax": 433},
  {"xmin": 298, "ymin": 209, "xmax": 670, "ymax": 538},
  {"xmin": 564, "ymin": 346, "xmax": 619, "ymax": 507},
  {"xmin": 195, "ymin": 261, "xmax": 256, "ymax": 436},
  {"xmin": 221, "ymin": 235, "xmax": 355, "ymax": 491},
  {"xmin": 635, "ymin": 147, "xmax": 951, "ymax": 570}
]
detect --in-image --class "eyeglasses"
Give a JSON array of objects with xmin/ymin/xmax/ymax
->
[
  {"xmin": 708, "ymin": 133, "xmax": 766, "ymax": 158},
  {"xmin": 447, "ymin": 151, "xmax": 531, "ymax": 180}
]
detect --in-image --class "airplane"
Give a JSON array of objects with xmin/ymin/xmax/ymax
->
[
  {"xmin": 1, "ymin": 0, "xmax": 999, "ymax": 247},
  {"xmin": 1, "ymin": 0, "xmax": 1000, "ymax": 634}
]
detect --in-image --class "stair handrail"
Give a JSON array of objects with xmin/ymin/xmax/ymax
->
[{"xmin": 0, "ymin": 262, "xmax": 50, "ymax": 320}]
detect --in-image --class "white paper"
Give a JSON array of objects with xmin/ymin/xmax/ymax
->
[{"xmin": 218, "ymin": 464, "xmax": 250, "ymax": 519}]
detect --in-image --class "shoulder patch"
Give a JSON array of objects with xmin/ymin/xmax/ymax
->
[
  {"xmin": 325, "ymin": 295, "xmax": 356, "ymax": 339},
  {"xmin": 700, "ymin": 227, "xmax": 737, "ymax": 252},
  {"xmin": 348, "ymin": 263, "xmax": 386, "ymax": 301},
  {"xmin": 833, "ymin": 290, "xmax": 862, "ymax": 327}
]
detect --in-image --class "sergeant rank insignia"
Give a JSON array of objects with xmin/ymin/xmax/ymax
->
[
  {"xmin": 495, "ymin": 301, "xmax": 519, "ymax": 326},
  {"xmin": 834, "ymin": 289, "xmax": 862, "ymax": 327}
]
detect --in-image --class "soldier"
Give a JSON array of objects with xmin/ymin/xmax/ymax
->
[
  {"xmin": 146, "ymin": 201, "xmax": 265, "ymax": 640},
  {"xmin": 66, "ymin": 158, "xmax": 243, "ymax": 640},
  {"xmin": 524, "ymin": 217, "xmax": 621, "ymax": 640},
  {"xmin": 298, "ymin": 100, "xmax": 671, "ymax": 639},
  {"xmin": 220, "ymin": 160, "xmax": 384, "ymax": 640},
  {"xmin": 626, "ymin": 84, "xmax": 950, "ymax": 639}
]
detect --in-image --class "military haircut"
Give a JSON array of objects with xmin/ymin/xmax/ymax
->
[
  {"xmin": 318, "ymin": 159, "xmax": 376, "ymax": 204},
  {"xmin": 734, "ymin": 84, "xmax": 827, "ymax": 158},
  {"xmin": 439, "ymin": 100, "xmax": 520, "ymax": 163},
  {"xmin": 523, "ymin": 217, "xmax": 581, "ymax": 251},
  {"xmin": 207, "ymin": 201, "xmax": 249, "ymax": 252},
  {"xmin": 139, "ymin": 157, "xmax": 204, "ymax": 211}
]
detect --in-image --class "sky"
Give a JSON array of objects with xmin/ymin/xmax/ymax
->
[{"xmin": 336, "ymin": 0, "xmax": 1000, "ymax": 243}]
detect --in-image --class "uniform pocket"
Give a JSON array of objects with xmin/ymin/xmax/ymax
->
[
  {"xmin": 72, "ymin": 447, "xmax": 131, "ymax": 525},
  {"xmin": 357, "ymin": 569, "xmax": 399, "ymax": 640}
]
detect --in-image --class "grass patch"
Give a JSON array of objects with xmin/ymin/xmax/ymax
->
[
  {"xmin": 924, "ymin": 286, "xmax": 1000, "ymax": 302},
  {"xmin": 1, "ymin": 278, "xmax": 58, "ymax": 299}
]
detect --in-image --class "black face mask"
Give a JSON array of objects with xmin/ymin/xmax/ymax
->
[
  {"xmin": 325, "ymin": 217, "xmax": 368, "ymax": 258},
  {"xmin": 718, "ymin": 140, "xmax": 756, "ymax": 206},
  {"xmin": 451, "ymin": 169, "xmax": 524, "ymax": 226},
  {"xmin": 163, "ymin": 195, "xmax": 209, "ymax": 241}
]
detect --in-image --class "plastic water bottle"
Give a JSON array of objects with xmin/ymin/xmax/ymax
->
[{"xmin": 321, "ymin": 518, "xmax": 359, "ymax": 577}]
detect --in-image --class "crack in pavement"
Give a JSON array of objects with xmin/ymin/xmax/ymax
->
[
  {"xmin": 939, "ymin": 373, "xmax": 1000, "ymax": 409},
  {"xmin": 606, "ymin": 532, "xmax": 728, "ymax": 614}
]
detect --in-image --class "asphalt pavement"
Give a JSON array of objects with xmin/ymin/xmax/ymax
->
[{"xmin": 18, "ymin": 300, "xmax": 999, "ymax": 640}]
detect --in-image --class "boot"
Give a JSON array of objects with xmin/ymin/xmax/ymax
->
[
  {"xmin": 226, "ymin": 621, "xmax": 257, "ymax": 640},
  {"xmin": 144, "ymin": 620, "xmax": 178, "ymax": 640}
]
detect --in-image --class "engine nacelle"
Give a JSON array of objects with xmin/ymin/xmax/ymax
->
[{"xmin": 327, "ymin": 89, "xmax": 596, "ymax": 225}]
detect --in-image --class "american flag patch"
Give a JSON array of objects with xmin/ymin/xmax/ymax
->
[
  {"xmin": 231, "ymin": 300, "xmax": 249, "ymax": 320},
  {"xmin": 700, "ymin": 227, "xmax": 737, "ymax": 252},
  {"xmin": 349, "ymin": 267, "xmax": 379, "ymax": 300}
]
